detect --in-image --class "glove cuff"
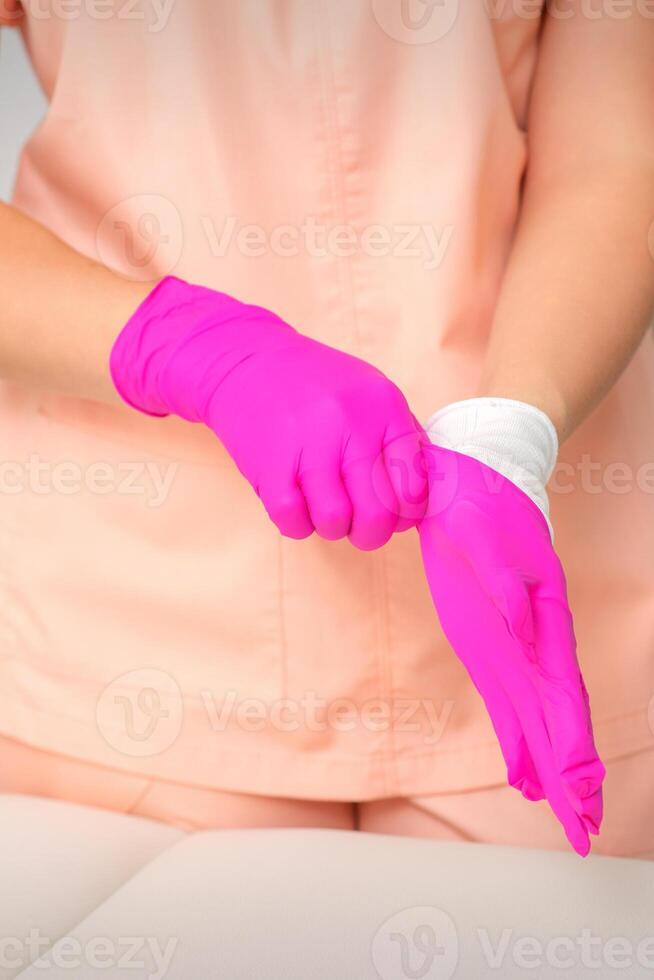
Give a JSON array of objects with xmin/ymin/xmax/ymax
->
[
  {"xmin": 424, "ymin": 397, "xmax": 558, "ymax": 538},
  {"xmin": 109, "ymin": 276, "xmax": 187, "ymax": 419}
]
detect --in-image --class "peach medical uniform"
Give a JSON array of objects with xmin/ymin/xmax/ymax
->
[{"xmin": 0, "ymin": 0, "xmax": 652, "ymax": 853}]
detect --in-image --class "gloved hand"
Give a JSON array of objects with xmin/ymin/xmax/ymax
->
[
  {"xmin": 419, "ymin": 398, "xmax": 605, "ymax": 856},
  {"xmin": 110, "ymin": 276, "xmax": 428, "ymax": 549}
]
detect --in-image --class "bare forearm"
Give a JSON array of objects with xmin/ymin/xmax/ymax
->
[
  {"xmin": 480, "ymin": 164, "xmax": 654, "ymax": 441},
  {"xmin": 480, "ymin": 4, "xmax": 654, "ymax": 442},
  {"xmin": 0, "ymin": 200, "xmax": 151, "ymax": 403}
]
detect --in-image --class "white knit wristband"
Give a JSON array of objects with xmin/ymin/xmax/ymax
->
[{"xmin": 424, "ymin": 397, "xmax": 559, "ymax": 539}]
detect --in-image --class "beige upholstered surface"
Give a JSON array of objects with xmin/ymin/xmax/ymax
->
[
  {"xmin": 1, "ymin": 794, "xmax": 652, "ymax": 979},
  {"xmin": 0, "ymin": 795, "xmax": 182, "ymax": 979}
]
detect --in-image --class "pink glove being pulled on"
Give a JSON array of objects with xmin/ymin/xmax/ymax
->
[
  {"xmin": 110, "ymin": 276, "xmax": 428, "ymax": 549},
  {"xmin": 420, "ymin": 399, "xmax": 605, "ymax": 856}
]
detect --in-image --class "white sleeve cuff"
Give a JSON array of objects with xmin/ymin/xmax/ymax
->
[{"xmin": 424, "ymin": 397, "xmax": 558, "ymax": 538}]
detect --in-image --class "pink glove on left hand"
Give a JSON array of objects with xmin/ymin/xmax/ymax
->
[{"xmin": 419, "ymin": 401, "xmax": 605, "ymax": 856}]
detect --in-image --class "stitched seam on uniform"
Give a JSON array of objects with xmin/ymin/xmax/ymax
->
[
  {"xmin": 315, "ymin": 11, "xmax": 396, "ymax": 795},
  {"xmin": 313, "ymin": 3, "xmax": 363, "ymax": 357},
  {"xmin": 277, "ymin": 536, "xmax": 289, "ymax": 700},
  {"xmin": 404, "ymin": 798, "xmax": 477, "ymax": 843},
  {"xmin": 378, "ymin": 548, "xmax": 399, "ymax": 796},
  {"xmin": 125, "ymin": 778, "xmax": 157, "ymax": 817}
]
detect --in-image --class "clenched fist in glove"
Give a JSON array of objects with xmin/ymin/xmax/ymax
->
[{"xmin": 110, "ymin": 276, "xmax": 428, "ymax": 549}]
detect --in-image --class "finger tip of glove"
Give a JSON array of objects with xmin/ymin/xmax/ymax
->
[
  {"xmin": 576, "ymin": 818, "xmax": 594, "ymax": 855},
  {"xmin": 348, "ymin": 516, "xmax": 397, "ymax": 551},
  {"xmin": 562, "ymin": 767, "xmax": 604, "ymax": 835},
  {"xmin": 395, "ymin": 516, "xmax": 420, "ymax": 533},
  {"xmin": 571, "ymin": 827, "xmax": 591, "ymax": 857},
  {"xmin": 281, "ymin": 524, "xmax": 314, "ymax": 541},
  {"xmin": 581, "ymin": 801, "xmax": 603, "ymax": 837},
  {"xmin": 348, "ymin": 533, "xmax": 387, "ymax": 552},
  {"xmin": 510, "ymin": 775, "xmax": 544, "ymax": 802}
]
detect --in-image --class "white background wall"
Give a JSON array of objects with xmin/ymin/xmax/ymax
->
[{"xmin": 0, "ymin": 27, "xmax": 47, "ymax": 199}]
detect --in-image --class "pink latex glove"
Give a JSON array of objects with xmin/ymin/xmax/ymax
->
[
  {"xmin": 110, "ymin": 276, "xmax": 428, "ymax": 548},
  {"xmin": 418, "ymin": 439, "xmax": 605, "ymax": 856}
]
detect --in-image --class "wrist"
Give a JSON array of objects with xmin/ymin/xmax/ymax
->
[
  {"xmin": 75, "ymin": 268, "xmax": 156, "ymax": 406},
  {"xmin": 109, "ymin": 276, "xmax": 186, "ymax": 418},
  {"xmin": 424, "ymin": 397, "xmax": 558, "ymax": 536},
  {"xmin": 477, "ymin": 373, "xmax": 569, "ymax": 443},
  {"xmin": 108, "ymin": 276, "xmax": 297, "ymax": 424}
]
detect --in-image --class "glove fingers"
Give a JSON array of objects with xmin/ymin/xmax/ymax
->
[
  {"xmin": 444, "ymin": 500, "xmax": 536, "ymax": 648},
  {"xmin": 442, "ymin": 499, "xmax": 602, "ymax": 838},
  {"xmin": 575, "ymin": 673, "xmax": 604, "ymax": 834},
  {"xmin": 382, "ymin": 420, "xmax": 430, "ymax": 530},
  {"xmin": 418, "ymin": 518, "xmax": 544, "ymax": 802},
  {"xmin": 476, "ymin": 569, "xmax": 593, "ymax": 852},
  {"xmin": 472, "ymin": 669, "xmax": 544, "ymax": 802},
  {"xmin": 257, "ymin": 473, "xmax": 314, "ymax": 540},
  {"xmin": 297, "ymin": 463, "xmax": 353, "ymax": 541},
  {"xmin": 421, "ymin": 504, "xmax": 590, "ymax": 852},
  {"xmin": 531, "ymin": 591, "xmax": 605, "ymax": 833},
  {"xmin": 479, "ymin": 566, "xmax": 601, "ymax": 843},
  {"xmin": 342, "ymin": 449, "xmax": 399, "ymax": 551},
  {"xmin": 496, "ymin": 654, "xmax": 591, "ymax": 856}
]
